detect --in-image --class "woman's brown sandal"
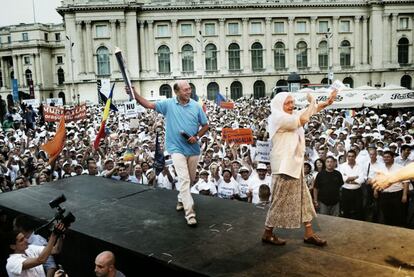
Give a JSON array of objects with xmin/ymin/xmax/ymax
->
[
  {"xmin": 304, "ymin": 234, "xmax": 327, "ymax": 247},
  {"xmin": 261, "ymin": 235, "xmax": 286, "ymax": 246}
]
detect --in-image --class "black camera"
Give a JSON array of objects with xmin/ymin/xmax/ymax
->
[{"xmin": 35, "ymin": 194, "xmax": 75, "ymax": 235}]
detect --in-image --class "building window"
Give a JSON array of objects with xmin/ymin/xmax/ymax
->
[
  {"xmin": 180, "ymin": 24, "xmax": 193, "ymax": 36},
  {"xmin": 274, "ymin": 42, "xmax": 285, "ymax": 70},
  {"xmin": 205, "ymin": 23, "xmax": 216, "ymax": 36},
  {"xmin": 157, "ymin": 24, "xmax": 169, "ymax": 37},
  {"xmin": 23, "ymin": 56, "xmax": 31, "ymax": 65},
  {"xmin": 57, "ymin": 56, "xmax": 63, "ymax": 64},
  {"xmin": 253, "ymin": 80, "xmax": 265, "ymax": 99},
  {"xmin": 207, "ymin": 82, "xmax": 219, "ymax": 101},
  {"xmin": 318, "ymin": 41, "xmax": 328, "ymax": 69},
  {"xmin": 274, "ymin": 22, "xmax": 284, "ymax": 33},
  {"xmin": 318, "ymin": 21, "xmax": 329, "ymax": 33},
  {"xmin": 340, "ymin": 20, "xmax": 350, "ymax": 32},
  {"xmin": 44, "ymin": 33, "xmax": 49, "ymax": 42},
  {"xmin": 340, "ymin": 40, "xmax": 351, "ymax": 67},
  {"xmin": 55, "ymin": 33, "xmax": 61, "ymax": 42},
  {"xmin": 181, "ymin": 44, "xmax": 194, "ymax": 72},
  {"xmin": 250, "ymin": 22, "xmax": 262, "ymax": 34},
  {"xmin": 343, "ymin": 77, "xmax": 354, "ymax": 88},
  {"xmin": 159, "ymin": 84, "xmax": 172, "ymax": 98},
  {"xmin": 22, "ymin": 33, "xmax": 29, "ymax": 41},
  {"xmin": 25, "ymin": 69, "xmax": 32, "ymax": 86},
  {"xmin": 57, "ymin": 68, "xmax": 65, "ymax": 85},
  {"xmin": 228, "ymin": 43, "xmax": 240, "ymax": 71},
  {"xmin": 96, "ymin": 46, "xmax": 110, "ymax": 75},
  {"xmin": 228, "ymin": 23, "xmax": 240, "ymax": 35},
  {"xmin": 399, "ymin": 18, "xmax": 409, "ymax": 29},
  {"xmin": 96, "ymin": 25, "xmax": 109, "ymax": 38},
  {"xmin": 205, "ymin": 44, "xmax": 217, "ymax": 71},
  {"xmin": 251, "ymin": 42, "xmax": 263, "ymax": 71},
  {"xmin": 398, "ymin": 37, "xmax": 409, "ymax": 64},
  {"xmin": 158, "ymin": 45, "xmax": 171, "ymax": 73},
  {"xmin": 296, "ymin": 21, "xmax": 307, "ymax": 33},
  {"xmin": 296, "ymin": 41, "xmax": 308, "ymax": 69},
  {"xmin": 230, "ymin": 81, "xmax": 243, "ymax": 100},
  {"xmin": 189, "ymin": 83, "xmax": 196, "ymax": 96},
  {"xmin": 401, "ymin": 75, "xmax": 412, "ymax": 89}
]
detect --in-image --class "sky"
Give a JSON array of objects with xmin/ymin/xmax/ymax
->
[{"xmin": 0, "ymin": 0, "xmax": 63, "ymax": 27}]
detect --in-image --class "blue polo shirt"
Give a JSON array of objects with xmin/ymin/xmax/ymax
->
[{"xmin": 155, "ymin": 97, "xmax": 208, "ymax": 156}]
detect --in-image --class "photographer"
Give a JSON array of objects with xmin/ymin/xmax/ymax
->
[
  {"xmin": 13, "ymin": 215, "xmax": 58, "ymax": 277},
  {"xmin": 5, "ymin": 222, "xmax": 65, "ymax": 277}
]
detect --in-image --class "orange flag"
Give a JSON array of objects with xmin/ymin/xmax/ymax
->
[{"xmin": 41, "ymin": 115, "xmax": 66, "ymax": 164}]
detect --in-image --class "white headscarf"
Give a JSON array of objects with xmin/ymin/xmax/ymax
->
[{"xmin": 267, "ymin": 92, "xmax": 292, "ymax": 139}]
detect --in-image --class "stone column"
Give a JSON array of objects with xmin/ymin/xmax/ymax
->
[
  {"xmin": 1, "ymin": 59, "xmax": 6, "ymax": 88},
  {"xmin": 17, "ymin": 55, "xmax": 24, "ymax": 86},
  {"xmin": 35, "ymin": 53, "xmax": 41, "ymax": 85},
  {"xmin": 12, "ymin": 55, "xmax": 18, "ymax": 85},
  {"xmin": 265, "ymin": 17, "xmax": 273, "ymax": 72},
  {"xmin": 288, "ymin": 17, "xmax": 296, "ymax": 71},
  {"xmin": 85, "ymin": 21, "xmax": 93, "ymax": 74},
  {"xmin": 125, "ymin": 12, "xmax": 140, "ymax": 78},
  {"xmin": 139, "ymin": 20, "xmax": 147, "ymax": 72},
  {"xmin": 31, "ymin": 54, "xmax": 37, "ymax": 86},
  {"xmin": 390, "ymin": 13, "xmax": 398, "ymax": 67},
  {"xmin": 242, "ymin": 18, "xmax": 250, "ymax": 72},
  {"xmin": 332, "ymin": 16, "xmax": 339, "ymax": 70},
  {"xmin": 110, "ymin": 20, "xmax": 118, "ymax": 73},
  {"xmin": 219, "ymin": 18, "xmax": 226, "ymax": 72},
  {"xmin": 362, "ymin": 16, "xmax": 368, "ymax": 65},
  {"xmin": 195, "ymin": 19, "xmax": 203, "ymax": 74},
  {"xmin": 310, "ymin": 16, "xmax": 318, "ymax": 70},
  {"xmin": 371, "ymin": 6, "xmax": 383, "ymax": 69},
  {"xmin": 354, "ymin": 16, "xmax": 361, "ymax": 68},
  {"xmin": 171, "ymin": 19, "xmax": 179, "ymax": 75},
  {"xmin": 380, "ymin": 14, "xmax": 390, "ymax": 66},
  {"xmin": 119, "ymin": 20, "xmax": 127, "ymax": 61},
  {"xmin": 147, "ymin": 20, "xmax": 155, "ymax": 74},
  {"xmin": 38, "ymin": 53, "xmax": 44, "ymax": 86},
  {"xmin": 76, "ymin": 21, "xmax": 85, "ymax": 74}
]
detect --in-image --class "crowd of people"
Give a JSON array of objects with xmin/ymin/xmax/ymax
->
[
  {"xmin": 0, "ymin": 91, "xmax": 413, "ymax": 229},
  {"xmin": 0, "ymin": 83, "xmax": 414, "ymax": 276}
]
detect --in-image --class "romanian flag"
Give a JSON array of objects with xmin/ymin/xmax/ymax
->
[
  {"xmin": 94, "ymin": 83, "xmax": 115, "ymax": 150},
  {"xmin": 215, "ymin": 91, "xmax": 226, "ymax": 106},
  {"xmin": 41, "ymin": 115, "xmax": 66, "ymax": 164}
]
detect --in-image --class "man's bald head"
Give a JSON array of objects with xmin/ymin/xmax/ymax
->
[
  {"xmin": 95, "ymin": 251, "xmax": 116, "ymax": 277},
  {"xmin": 173, "ymin": 80, "xmax": 189, "ymax": 93}
]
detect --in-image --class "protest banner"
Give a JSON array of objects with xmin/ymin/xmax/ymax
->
[
  {"xmin": 22, "ymin": 99, "xmax": 40, "ymax": 108},
  {"xmin": 220, "ymin": 102, "xmax": 235, "ymax": 109},
  {"xmin": 44, "ymin": 103, "xmax": 87, "ymax": 122},
  {"xmin": 222, "ymin": 128, "xmax": 254, "ymax": 144},
  {"xmin": 254, "ymin": 141, "xmax": 271, "ymax": 162}
]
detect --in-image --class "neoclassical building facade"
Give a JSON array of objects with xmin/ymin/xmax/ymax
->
[
  {"xmin": 0, "ymin": 23, "xmax": 66, "ymax": 102},
  {"xmin": 2, "ymin": 0, "xmax": 414, "ymax": 104}
]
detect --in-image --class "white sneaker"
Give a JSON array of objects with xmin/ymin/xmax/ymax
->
[
  {"xmin": 186, "ymin": 217, "xmax": 197, "ymax": 227},
  {"xmin": 176, "ymin": 202, "xmax": 184, "ymax": 211}
]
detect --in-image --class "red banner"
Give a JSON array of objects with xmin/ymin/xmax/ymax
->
[
  {"xmin": 220, "ymin": 102, "xmax": 235, "ymax": 109},
  {"xmin": 44, "ymin": 104, "xmax": 87, "ymax": 122},
  {"xmin": 221, "ymin": 128, "xmax": 254, "ymax": 144}
]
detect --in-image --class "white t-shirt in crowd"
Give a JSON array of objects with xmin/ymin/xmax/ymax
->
[
  {"xmin": 248, "ymin": 175, "xmax": 272, "ymax": 204},
  {"xmin": 157, "ymin": 172, "xmax": 173, "ymax": 189},
  {"xmin": 217, "ymin": 178, "xmax": 239, "ymax": 199},
  {"xmin": 191, "ymin": 179, "xmax": 217, "ymax": 195},
  {"xmin": 237, "ymin": 176, "xmax": 250, "ymax": 199},
  {"xmin": 7, "ymin": 245, "xmax": 46, "ymax": 277}
]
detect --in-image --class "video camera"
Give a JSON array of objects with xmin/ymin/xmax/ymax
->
[{"xmin": 34, "ymin": 194, "xmax": 76, "ymax": 235}]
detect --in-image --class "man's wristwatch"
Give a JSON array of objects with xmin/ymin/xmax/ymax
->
[{"xmin": 194, "ymin": 135, "xmax": 200, "ymax": 140}]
